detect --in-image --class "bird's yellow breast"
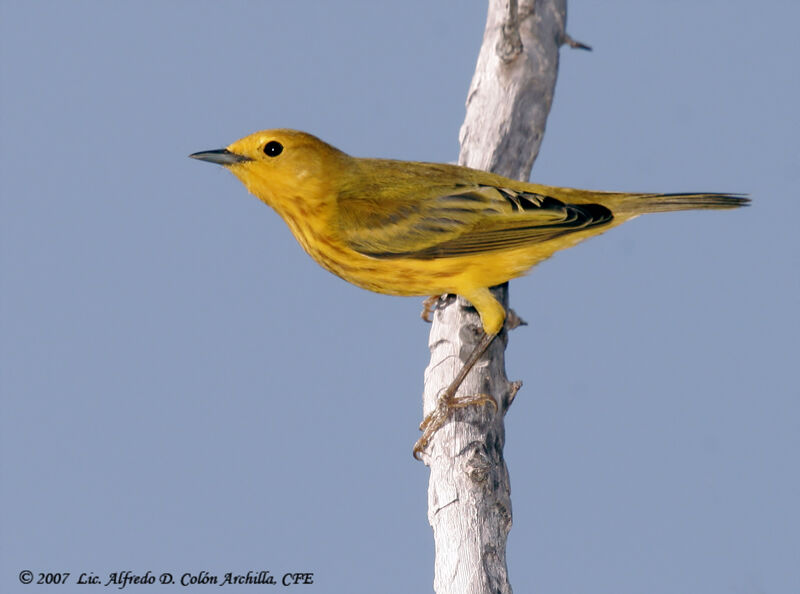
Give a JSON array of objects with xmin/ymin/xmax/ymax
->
[{"xmin": 277, "ymin": 196, "xmax": 572, "ymax": 297}]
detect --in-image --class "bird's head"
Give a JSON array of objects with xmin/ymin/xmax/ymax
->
[{"xmin": 190, "ymin": 129, "xmax": 347, "ymax": 211}]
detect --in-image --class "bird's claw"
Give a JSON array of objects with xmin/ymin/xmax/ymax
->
[
  {"xmin": 420, "ymin": 295, "xmax": 443, "ymax": 323},
  {"xmin": 413, "ymin": 391, "xmax": 498, "ymax": 460}
]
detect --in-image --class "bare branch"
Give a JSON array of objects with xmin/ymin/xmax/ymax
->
[{"xmin": 421, "ymin": 1, "xmax": 576, "ymax": 592}]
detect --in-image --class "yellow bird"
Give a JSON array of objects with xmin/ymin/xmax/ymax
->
[{"xmin": 190, "ymin": 129, "xmax": 747, "ymax": 457}]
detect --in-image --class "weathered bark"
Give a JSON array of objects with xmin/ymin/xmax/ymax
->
[{"xmin": 420, "ymin": 1, "xmax": 578, "ymax": 593}]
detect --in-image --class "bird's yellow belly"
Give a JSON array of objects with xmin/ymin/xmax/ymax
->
[
  {"xmin": 306, "ymin": 239, "xmax": 545, "ymax": 297},
  {"xmin": 284, "ymin": 206, "xmax": 623, "ymax": 298}
]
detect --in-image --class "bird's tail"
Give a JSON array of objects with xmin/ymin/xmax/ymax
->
[
  {"xmin": 611, "ymin": 192, "xmax": 750, "ymax": 214},
  {"xmin": 528, "ymin": 184, "xmax": 749, "ymax": 215}
]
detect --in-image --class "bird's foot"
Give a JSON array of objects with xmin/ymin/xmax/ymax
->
[
  {"xmin": 420, "ymin": 295, "xmax": 443, "ymax": 323},
  {"xmin": 413, "ymin": 390, "xmax": 497, "ymax": 460}
]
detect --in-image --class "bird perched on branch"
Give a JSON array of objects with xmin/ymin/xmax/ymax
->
[{"xmin": 191, "ymin": 129, "xmax": 747, "ymax": 458}]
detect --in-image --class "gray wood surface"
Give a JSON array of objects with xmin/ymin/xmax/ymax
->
[{"xmin": 420, "ymin": 2, "xmax": 578, "ymax": 592}]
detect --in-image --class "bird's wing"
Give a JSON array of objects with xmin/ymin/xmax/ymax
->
[{"xmin": 337, "ymin": 185, "xmax": 613, "ymax": 260}]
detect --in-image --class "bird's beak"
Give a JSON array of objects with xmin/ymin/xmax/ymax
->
[{"xmin": 189, "ymin": 149, "xmax": 251, "ymax": 166}]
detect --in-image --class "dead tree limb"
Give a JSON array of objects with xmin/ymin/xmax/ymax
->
[{"xmin": 420, "ymin": 1, "xmax": 583, "ymax": 592}]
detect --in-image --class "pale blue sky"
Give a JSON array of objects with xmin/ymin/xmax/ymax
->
[{"xmin": 1, "ymin": 1, "xmax": 798, "ymax": 593}]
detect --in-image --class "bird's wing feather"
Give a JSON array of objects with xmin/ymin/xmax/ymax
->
[{"xmin": 337, "ymin": 185, "xmax": 613, "ymax": 260}]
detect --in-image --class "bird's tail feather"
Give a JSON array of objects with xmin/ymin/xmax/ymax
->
[
  {"xmin": 528, "ymin": 184, "xmax": 749, "ymax": 214},
  {"xmin": 613, "ymin": 192, "xmax": 750, "ymax": 214}
]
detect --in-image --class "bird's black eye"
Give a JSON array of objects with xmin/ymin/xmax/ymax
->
[{"xmin": 263, "ymin": 141, "xmax": 283, "ymax": 157}]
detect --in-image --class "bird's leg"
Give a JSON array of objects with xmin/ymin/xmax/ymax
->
[
  {"xmin": 413, "ymin": 288, "xmax": 508, "ymax": 460},
  {"xmin": 413, "ymin": 330, "xmax": 499, "ymax": 459},
  {"xmin": 420, "ymin": 295, "xmax": 443, "ymax": 323}
]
